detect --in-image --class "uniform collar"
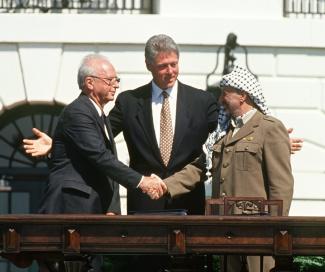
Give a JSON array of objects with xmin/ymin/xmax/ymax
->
[{"xmin": 231, "ymin": 108, "xmax": 257, "ymax": 128}]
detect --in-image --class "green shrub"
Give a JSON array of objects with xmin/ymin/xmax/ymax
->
[
  {"xmin": 294, "ymin": 256, "xmax": 325, "ymax": 272},
  {"xmin": 104, "ymin": 255, "xmax": 325, "ymax": 272}
]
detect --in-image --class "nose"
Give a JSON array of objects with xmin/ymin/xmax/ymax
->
[
  {"xmin": 166, "ymin": 65, "xmax": 173, "ymax": 73},
  {"xmin": 112, "ymin": 81, "xmax": 119, "ymax": 89}
]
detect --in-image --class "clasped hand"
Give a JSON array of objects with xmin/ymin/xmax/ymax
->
[{"xmin": 139, "ymin": 174, "xmax": 167, "ymax": 200}]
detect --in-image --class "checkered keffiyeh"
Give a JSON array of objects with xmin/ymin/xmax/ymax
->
[{"xmin": 204, "ymin": 65, "xmax": 271, "ymax": 182}]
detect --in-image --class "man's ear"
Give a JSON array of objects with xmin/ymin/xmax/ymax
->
[
  {"xmin": 84, "ymin": 76, "xmax": 94, "ymax": 90},
  {"xmin": 145, "ymin": 59, "xmax": 151, "ymax": 72}
]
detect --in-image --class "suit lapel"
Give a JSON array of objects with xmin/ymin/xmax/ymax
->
[
  {"xmin": 79, "ymin": 93, "xmax": 103, "ymax": 130},
  {"xmin": 226, "ymin": 111, "xmax": 262, "ymax": 146},
  {"xmin": 79, "ymin": 93, "xmax": 117, "ymax": 155},
  {"xmin": 135, "ymin": 83, "xmax": 162, "ymax": 161},
  {"xmin": 170, "ymin": 82, "xmax": 190, "ymax": 163},
  {"xmin": 103, "ymin": 116, "xmax": 117, "ymax": 156}
]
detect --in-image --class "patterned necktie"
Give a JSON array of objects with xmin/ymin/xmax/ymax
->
[{"xmin": 160, "ymin": 91, "xmax": 173, "ymax": 166}]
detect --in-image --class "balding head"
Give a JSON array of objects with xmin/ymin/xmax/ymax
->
[
  {"xmin": 77, "ymin": 54, "xmax": 114, "ymax": 91},
  {"xmin": 77, "ymin": 54, "xmax": 119, "ymax": 108}
]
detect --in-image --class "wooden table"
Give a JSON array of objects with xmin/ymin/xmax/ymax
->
[{"xmin": 1, "ymin": 215, "xmax": 325, "ymax": 271}]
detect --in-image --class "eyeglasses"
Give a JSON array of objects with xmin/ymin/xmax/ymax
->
[{"xmin": 89, "ymin": 75, "xmax": 120, "ymax": 86}]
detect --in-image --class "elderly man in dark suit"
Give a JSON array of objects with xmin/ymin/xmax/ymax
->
[
  {"xmin": 37, "ymin": 54, "xmax": 165, "ymax": 272},
  {"xmin": 39, "ymin": 54, "xmax": 164, "ymax": 215}
]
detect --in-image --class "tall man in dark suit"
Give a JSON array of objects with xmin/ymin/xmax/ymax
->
[
  {"xmin": 105, "ymin": 33, "xmax": 218, "ymax": 272},
  {"xmin": 109, "ymin": 34, "xmax": 219, "ymax": 215}
]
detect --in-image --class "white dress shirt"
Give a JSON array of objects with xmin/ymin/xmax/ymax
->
[
  {"xmin": 89, "ymin": 97, "xmax": 109, "ymax": 140},
  {"xmin": 151, "ymin": 80, "xmax": 178, "ymax": 147}
]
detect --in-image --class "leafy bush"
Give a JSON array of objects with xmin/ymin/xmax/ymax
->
[
  {"xmin": 212, "ymin": 256, "xmax": 325, "ymax": 272},
  {"xmin": 104, "ymin": 255, "xmax": 325, "ymax": 272},
  {"xmin": 294, "ymin": 256, "xmax": 325, "ymax": 272}
]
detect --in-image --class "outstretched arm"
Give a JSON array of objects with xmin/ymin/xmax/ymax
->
[{"xmin": 23, "ymin": 128, "xmax": 53, "ymax": 157}]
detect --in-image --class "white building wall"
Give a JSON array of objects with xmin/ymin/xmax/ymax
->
[{"xmin": 0, "ymin": 1, "xmax": 325, "ymax": 215}]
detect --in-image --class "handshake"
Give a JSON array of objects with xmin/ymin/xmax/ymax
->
[{"xmin": 138, "ymin": 174, "xmax": 167, "ymax": 200}]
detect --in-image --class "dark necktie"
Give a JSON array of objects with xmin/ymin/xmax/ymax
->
[
  {"xmin": 102, "ymin": 114, "xmax": 117, "ymax": 157},
  {"xmin": 160, "ymin": 91, "xmax": 173, "ymax": 166}
]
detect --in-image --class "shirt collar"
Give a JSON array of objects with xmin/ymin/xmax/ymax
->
[
  {"xmin": 151, "ymin": 80, "xmax": 178, "ymax": 100},
  {"xmin": 89, "ymin": 97, "xmax": 106, "ymax": 117}
]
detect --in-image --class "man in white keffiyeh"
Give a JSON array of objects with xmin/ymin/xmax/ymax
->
[
  {"xmin": 164, "ymin": 65, "xmax": 294, "ymax": 272},
  {"xmin": 204, "ymin": 65, "xmax": 271, "ymax": 179}
]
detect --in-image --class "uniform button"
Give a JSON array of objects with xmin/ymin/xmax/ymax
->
[
  {"xmin": 245, "ymin": 146, "xmax": 249, "ymax": 151},
  {"xmin": 225, "ymin": 148, "xmax": 231, "ymax": 153},
  {"xmin": 220, "ymin": 178, "xmax": 225, "ymax": 183},
  {"xmin": 221, "ymin": 192, "xmax": 226, "ymax": 197},
  {"xmin": 223, "ymin": 162, "xmax": 229, "ymax": 168}
]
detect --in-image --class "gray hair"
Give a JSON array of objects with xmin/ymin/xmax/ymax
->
[
  {"xmin": 145, "ymin": 34, "xmax": 179, "ymax": 64},
  {"xmin": 77, "ymin": 54, "xmax": 111, "ymax": 90}
]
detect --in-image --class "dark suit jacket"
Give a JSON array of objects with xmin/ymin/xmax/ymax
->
[
  {"xmin": 109, "ymin": 81, "xmax": 218, "ymax": 214},
  {"xmin": 39, "ymin": 93, "xmax": 142, "ymax": 214}
]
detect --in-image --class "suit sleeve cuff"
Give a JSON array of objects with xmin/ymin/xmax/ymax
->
[{"xmin": 136, "ymin": 176, "xmax": 144, "ymax": 188}]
